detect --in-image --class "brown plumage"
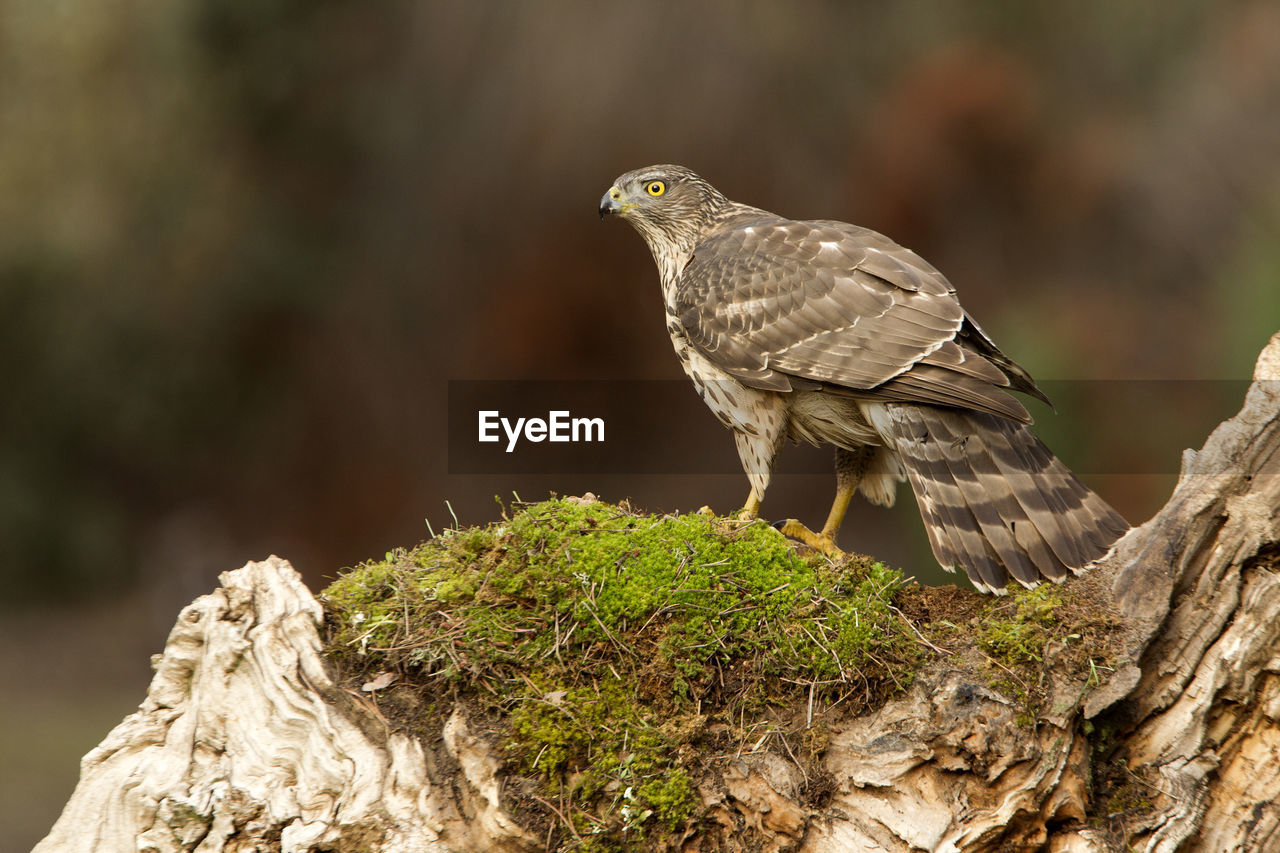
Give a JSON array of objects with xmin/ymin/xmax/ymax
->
[{"xmin": 600, "ymin": 165, "xmax": 1128, "ymax": 593}]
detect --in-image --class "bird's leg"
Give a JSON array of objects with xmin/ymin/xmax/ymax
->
[
  {"xmin": 776, "ymin": 448, "xmax": 866, "ymax": 555},
  {"xmin": 818, "ymin": 482, "xmax": 856, "ymax": 540},
  {"xmin": 698, "ymin": 488, "xmax": 761, "ymax": 520},
  {"xmin": 730, "ymin": 417, "xmax": 784, "ymax": 522},
  {"xmin": 698, "ymin": 490, "xmax": 759, "ymax": 521}
]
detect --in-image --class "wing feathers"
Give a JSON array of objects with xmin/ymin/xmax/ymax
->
[
  {"xmin": 859, "ymin": 365, "xmax": 1032, "ymax": 423},
  {"xmin": 677, "ymin": 214, "xmax": 1032, "ymax": 418},
  {"xmin": 678, "ymin": 218, "xmax": 969, "ymax": 394}
]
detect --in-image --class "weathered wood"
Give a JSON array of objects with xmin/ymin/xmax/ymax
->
[
  {"xmin": 34, "ymin": 557, "xmax": 536, "ymax": 853},
  {"xmin": 1092, "ymin": 333, "xmax": 1280, "ymax": 853},
  {"xmin": 35, "ymin": 333, "xmax": 1280, "ymax": 852}
]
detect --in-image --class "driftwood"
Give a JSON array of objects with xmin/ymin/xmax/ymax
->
[{"xmin": 35, "ymin": 333, "xmax": 1280, "ymax": 853}]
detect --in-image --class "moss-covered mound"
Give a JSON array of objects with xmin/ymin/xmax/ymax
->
[
  {"xmin": 321, "ymin": 497, "xmax": 921, "ymax": 850},
  {"xmin": 320, "ymin": 496, "xmax": 1130, "ymax": 850}
]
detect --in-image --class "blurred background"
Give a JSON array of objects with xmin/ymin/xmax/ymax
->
[{"xmin": 4, "ymin": 1, "xmax": 1279, "ymax": 846}]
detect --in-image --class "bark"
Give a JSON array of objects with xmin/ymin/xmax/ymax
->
[{"xmin": 35, "ymin": 333, "xmax": 1280, "ymax": 853}]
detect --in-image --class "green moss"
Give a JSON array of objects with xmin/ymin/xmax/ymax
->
[
  {"xmin": 322, "ymin": 497, "xmax": 922, "ymax": 851},
  {"xmin": 977, "ymin": 584, "xmax": 1063, "ymax": 664},
  {"xmin": 638, "ymin": 768, "xmax": 697, "ymax": 828}
]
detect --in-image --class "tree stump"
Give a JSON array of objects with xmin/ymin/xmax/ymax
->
[{"xmin": 35, "ymin": 333, "xmax": 1280, "ymax": 853}]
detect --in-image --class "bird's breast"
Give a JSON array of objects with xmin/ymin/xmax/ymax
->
[{"xmin": 668, "ymin": 326, "xmax": 778, "ymax": 436}]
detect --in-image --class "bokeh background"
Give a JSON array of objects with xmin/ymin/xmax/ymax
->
[{"xmin": 4, "ymin": 1, "xmax": 1279, "ymax": 847}]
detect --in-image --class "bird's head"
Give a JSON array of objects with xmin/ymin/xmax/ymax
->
[{"xmin": 599, "ymin": 165, "xmax": 729, "ymax": 261}]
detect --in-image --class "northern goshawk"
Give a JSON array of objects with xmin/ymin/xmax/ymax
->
[{"xmin": 600, "ymin": 164, "xmax": 1128, "ymax": 593}]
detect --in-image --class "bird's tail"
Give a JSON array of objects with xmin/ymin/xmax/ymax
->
[{"xmin": 871, "ymin": 403, "xmax": 1129, "ymax": 592}]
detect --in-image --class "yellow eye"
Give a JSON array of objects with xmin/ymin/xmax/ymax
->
[{"xmin": 645, "ymin": 180, "xmax": 666, "ymax": 197}]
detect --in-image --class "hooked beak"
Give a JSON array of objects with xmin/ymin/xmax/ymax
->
[{"xmin": 598, "ymin": 185, "xmax": 625, "ymax": 220}]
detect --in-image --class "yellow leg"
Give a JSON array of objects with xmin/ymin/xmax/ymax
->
[
  {"xmin": 697, "ymin": 491, "xmax": 762, "ymax": 520},
  {"xmin": 820, "ymin": 482, "xmax": 855, "ymax": 539},
  {"xmin": 776, "ymin": 478, "xmax": 856, "ymax": 556}
]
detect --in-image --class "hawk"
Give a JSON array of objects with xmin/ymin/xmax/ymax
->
[{"xmin": 600, "ymin": 164, "xmax": 1128, "ymax": 593}]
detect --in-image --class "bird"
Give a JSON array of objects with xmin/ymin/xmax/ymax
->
[{"xmin": 599, "ymin": 164, "xmax": 1128, "ymax": 593}]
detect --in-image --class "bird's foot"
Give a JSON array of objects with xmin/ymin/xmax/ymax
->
[{"xmin": 773, "ymin": 519, "xmax": 844, "ymax": 555}]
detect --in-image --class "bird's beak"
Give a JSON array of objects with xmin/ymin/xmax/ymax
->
[{"xmin": 599, "ymin": 185, "xmax": 626, "ymax": 219}]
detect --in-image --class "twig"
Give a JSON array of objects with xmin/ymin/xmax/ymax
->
[
  {"xmin": 798, "ymin": 622, "xmax": 846, "ymax": 680},
  {"xmin": 778, "ymin": 729, "xmax": 809, "ymax": 785},
  {"xmin": 527, "ymin": 792, "xmax": 583, "ymax": 843},
  {"xmin": 888, "ymin": 603, "xmax": 953, "ymax": 656},
  {"xmin": 582, "ymin": 598, "xmax": 627, "ymax": 656}
]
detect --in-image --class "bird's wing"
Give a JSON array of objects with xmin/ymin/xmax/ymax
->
[{"xmin": 675, "ymin": 217, "xmax": 1034, "ymax": 422}]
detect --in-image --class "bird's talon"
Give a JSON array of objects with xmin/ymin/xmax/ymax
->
[{"xmin": 775, "ymin": 519, "xmax": 844, "ymax": 555}]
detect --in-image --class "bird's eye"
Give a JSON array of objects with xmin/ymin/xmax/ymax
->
[{"xmin": 646, "ymin": 180, "xmax": 666, "ymax": 197}]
